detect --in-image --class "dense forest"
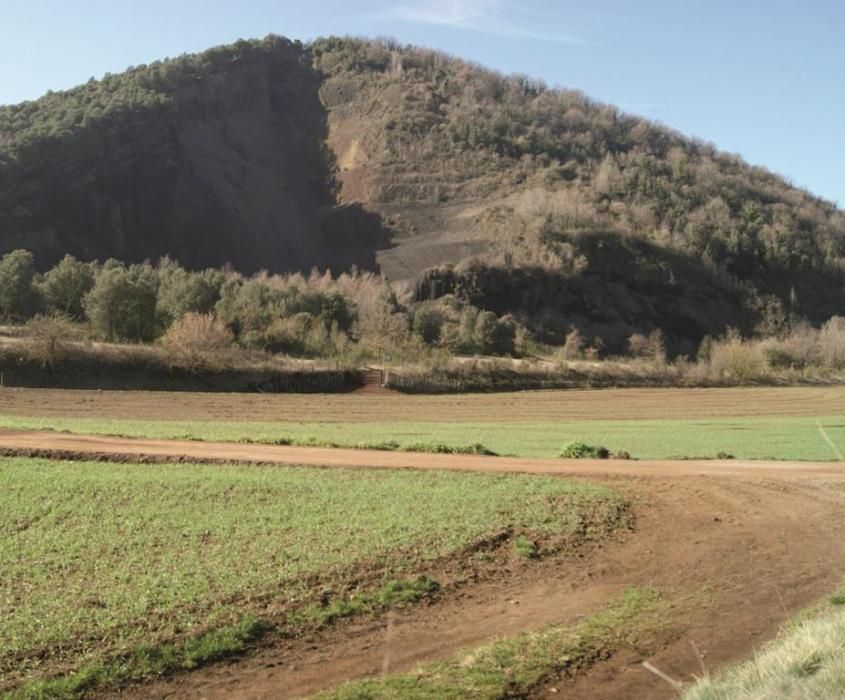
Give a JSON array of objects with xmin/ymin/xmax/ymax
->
[
  {"xmin": 0, "ymin": 35, "xmax": 843, "ymax": 352},
  {"xmin": 0, "ymin": 36, "xmax": 386, "ymax": 274}
]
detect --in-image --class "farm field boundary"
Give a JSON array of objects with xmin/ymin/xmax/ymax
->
[
  {"xmin": 1, "ymin": 432, "xmax": 844, "ymax": 697},
  {"xmin": 1, "ymin": 457, "xmax": 623, "ymax": 697},
  {"xmin": 1, "ymin": 386, "xmax": 842, "ymax": 423}
]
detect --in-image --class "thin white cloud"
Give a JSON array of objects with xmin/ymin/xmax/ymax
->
[{"xmin": 386, "ymin": 0, "xmax": 591, "ymax": 45}]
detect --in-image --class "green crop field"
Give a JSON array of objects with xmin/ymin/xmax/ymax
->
[
  {"xmin": 0, "ymin": 457, "xmax": 623, "ymax": 696},
  {"xmin": 0, "ymin": 413, "xmax": 843, "ymax": 461}
]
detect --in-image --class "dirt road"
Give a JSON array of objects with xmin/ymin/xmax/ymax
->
[
  {"xmin": 3, "ymin": 429, "xmax": 844, "ymax": 699},
  {"xmin": 0, "ymin": 428, "xmax": 843, "ymax": 480}
]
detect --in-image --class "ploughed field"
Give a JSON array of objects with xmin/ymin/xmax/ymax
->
[{"xmin": 0, "ymin": 386, "xmax": 843, "ymax": 460}]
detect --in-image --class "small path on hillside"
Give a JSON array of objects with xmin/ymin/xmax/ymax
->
[{"xmin": 2, "ymin": 429, "xmax": 844, "ymax": 699}]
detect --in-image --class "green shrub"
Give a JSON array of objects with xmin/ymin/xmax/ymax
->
[
  {"xmin": 559, "ymin": 441, "xmax": 610, "ymax": 459},
  {"xmin": 84, "ymin": 262, "xmax": 159, "ymax": 341},
  {"xmin": 514, "ymin": 536, "xmax": 539, "ymax": 559},
  {"xmin": 0, "ymin": 249, "xmax": 40, "ymax": 322},
  {"xmin": 156, "ymin": 261, "xmax": 222, "ymax": 328},
  {"xmin": 402, "ymin": 441, "xmax": 497, "ymax": 455},
  {"xmin": 413, "ymin": 306, "xmax": 444, "ymax": 345},
  {"xmin": 40, "ymin": 254, "xmax": 96, "ymax": 320}
]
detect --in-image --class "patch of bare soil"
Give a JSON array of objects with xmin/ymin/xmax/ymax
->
[
  {"xmin": 2, "ymin": 429, "xmax": 844, "ymax": 699},
  {"xmin": 0, "ymin": 385, "xmax": 842, "ymax": 424}
]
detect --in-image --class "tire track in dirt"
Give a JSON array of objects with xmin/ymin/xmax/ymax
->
[
  {"xmin": 817, "ymin": 419, "xmax": 845, "ymax": 460},
  {"xmin": 2, "ymin": 429, "xmax": 844, "ymax": 699}
]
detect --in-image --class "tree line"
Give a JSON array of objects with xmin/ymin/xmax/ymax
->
[
  {"xmin": 3, "ymin": 249, "xmax": 843, "ymax": 381},
  {"xmin": 0, "ymin": 250, "xmax": 517, "ymax": 358}
]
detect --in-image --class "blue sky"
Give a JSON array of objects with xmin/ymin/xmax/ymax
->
[{"xmin": 1, "ymin": 0, "xmax": 842, "ymax": 206}]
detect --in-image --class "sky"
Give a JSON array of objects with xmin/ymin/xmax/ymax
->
[{"xmin": 0, "ymin": 0, "xmax": 842, "ymax": 207}]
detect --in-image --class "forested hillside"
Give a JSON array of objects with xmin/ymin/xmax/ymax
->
[
  {"xmin": 0, "ymin": 36, "xmax": 387, "ymax": 274},
  {"xmin": 1, "ymin": 35, "xmax": 843, "ymax": 350}
]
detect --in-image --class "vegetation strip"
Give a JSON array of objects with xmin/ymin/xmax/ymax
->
[
  {"xmin": 0, "ymin": 457, "xmax": 625, "ymax": 696},
  {"xmin": 5, "ymin": 617, "xmax": 268, "ymax": 700},
  {"xmin": 302, "ymin": 577, "xmax": 440, "ymax": 628},
  {"xmin": 314, "ymin": 586, "xmax": 666, "ymax": 699},
  {"xmin": 7, "ymin": 578, "xmax": 443, "ymax": 700},
  {"xmin": 238, "ymin": 436, "xmax": 498, "ymax": 455}
]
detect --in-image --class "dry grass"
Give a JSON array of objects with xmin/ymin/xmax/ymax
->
[
  {"xmin": 705, "ymin": 330, "xmax": 769, "ymax": 384},
  {"xmin": 21, "ymin": 314, "xmax": 87, "ymax": 368},
  {"xmin": 161, "ymin": 312, "xmax": 235, "ymax": 371},
  {"xmin": 684, "ymin": 597, "xmax": 845, "ymax": 700}
]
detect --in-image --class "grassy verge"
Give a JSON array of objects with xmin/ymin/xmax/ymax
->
[
  {"xmin": 0, "ymin": 457, "xmax": 625, "ymax": 696},
  {"xmin": 316, "ymin": 586, "xmax": 667, "ymax": 699},
  {"xmin": 238, "ymin": 436, "xmax": 497, "ymax": 455},
  {"xmin": 0, "ymin": 414, "xmax": 842, "ymax": 460},
  {"xmin": 683, "ymin": 584, "xmax": 845, "ymax": 700}
]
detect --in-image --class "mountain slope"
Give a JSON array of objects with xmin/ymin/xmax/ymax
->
[
  {"xmin": 0, "ymin": 36, "xmax": 387, "ymax": 274},
  {"xmin": 1, "ymin": 35, "xmax": 843, "ymax": 346},
  {"xmin": 311, "ymin": 38, "xmax": 844, "ymax": 324}
]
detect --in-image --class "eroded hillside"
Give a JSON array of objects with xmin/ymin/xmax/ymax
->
[{"xmin": 312, "ymin": 38, "xmax": 844, "ymax": 336}]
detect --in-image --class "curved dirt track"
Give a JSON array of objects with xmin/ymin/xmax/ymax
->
[
  {"xmin": 122, "ymin": 468, "xmax": 845, "ymax": 699},
  {"xmin": 4, "ymin": 429, "xmax": 845, "ymax": 699}
]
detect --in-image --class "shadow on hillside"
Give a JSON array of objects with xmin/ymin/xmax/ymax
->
[
  {"xmin": 0, "ymin": 37, "xmax": 395, "ymax": 275},
  {"xmin": 415, "ymin": 230, "xmax": 760, "ymax": 353}
]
